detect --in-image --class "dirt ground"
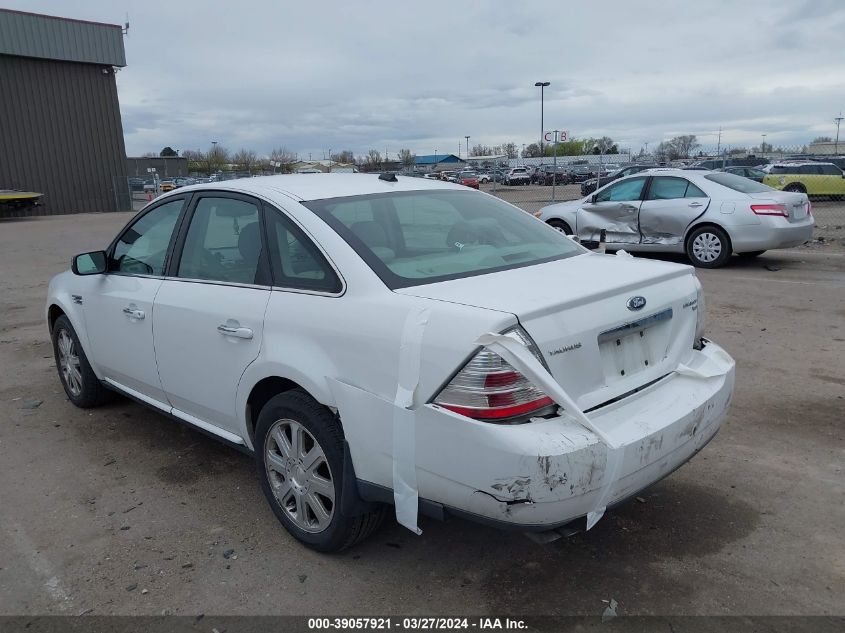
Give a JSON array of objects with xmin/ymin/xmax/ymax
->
[{"xmin": 0, "ymin": 212, "xmax": 843, "ymax": 618}]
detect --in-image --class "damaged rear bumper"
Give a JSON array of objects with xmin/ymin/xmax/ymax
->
[{"xmin": 412, "ymin": 340, "xmax": 735, "ymax": 530}]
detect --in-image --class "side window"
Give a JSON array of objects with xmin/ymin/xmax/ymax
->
[
  {"xmin": 596, "ymin": 177, "xmax": 646, "ymax": 202},
  {"xmin": 685, "ymin": 181, "xmax": 707, "ymax": 198},
  {"xmin": 798, "ymin": 165, "xmax": 822, "ymax": 175},
  {"xmin": 177, "ymin": 197, "xmax": 264, "ymax": 284},
  {"xmin": 267, "ymin": 209, "xmax": 341, "ymax": 293},
  {"xmin": 646, "ymin": 177, "xmax": 688, "ymax": 200},
  {"xmin": 820, "ymin": 164, "xmax": 842, "ymax": 175},
  {"xmin": 111, "ymin": 198, "xmax": 183, "ymax": 275}
]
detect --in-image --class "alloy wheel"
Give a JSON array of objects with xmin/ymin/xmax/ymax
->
[
  {"xmin": 691, "ymin": 232, "xmax": 722, "ymax": 263},
  {"xmin": 57, "ymin": 329, "xmax": 82, "ymax": 396},
  {"xmin": 264, "ymin": 418, "xmax": 335, "ymax": 533}
]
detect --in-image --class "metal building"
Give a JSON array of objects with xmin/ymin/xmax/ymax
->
[{"xmin": 0, "ymin": 8, "xmax": 129, "ymax": 216}]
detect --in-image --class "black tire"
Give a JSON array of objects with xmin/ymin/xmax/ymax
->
[
  {"xmin": 738, "ymin": 250, "xmax": 766, "ymax": 258},
  {"xmin": 685, "ymin": 225, "xmax": 732, "ymax": 268},
  {"xmin": 783, "ymin": 183, "xmax": 806, "ymax": 193},
  {"xmin": 547, "ymin": 219, "xmax": 573, "ymax": 235},
  {"xmin": 51, "ymin": 315, "xmax": 111, "ymax": 408},
  {"xmin": 255, "ymin": 389, "xmax": 386, "ymax": 552}
]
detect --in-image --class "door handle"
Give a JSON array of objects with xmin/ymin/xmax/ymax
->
[
  {"xmin": 688, "ymin": 201, "xmax": 704, "ymax": 207},
  {"xmin": 217, "ymin": 324, "xmax": 254, "ymax": 340},
  {"xmin": 621, "ymin": 204, "xmax": 638, "ymax": 212},
  {"xmin": 122, "ymin": 307, "xmax": 145, "ymax": 320}
]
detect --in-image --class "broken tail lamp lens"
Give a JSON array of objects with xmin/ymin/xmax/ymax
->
[
  {"xmin": 750, "ymin": 203, "xmax": 788, "ymax": 217},
  {"xmin": 433, "ymin": 328, "xmax": 555, "ymax": 423}
]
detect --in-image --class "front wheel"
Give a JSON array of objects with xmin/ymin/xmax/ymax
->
[
  {"xmin": 51, "ymin": 315, "xmax": 111, "ymax": 408},
  {"xmin": 255, "ymin": 389, "xmax": 386, "ymax": 552},
  {"xmin": 547, "ymin": 219, "xmax": 573, "ymax": 235},
  {"xmin": 686, "ymin": 225, "xmax": 732, "ymax": 268}
]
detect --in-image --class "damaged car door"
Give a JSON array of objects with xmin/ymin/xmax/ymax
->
[
  {"xmin": 576, "ymin": 176, "xmax": 647, "ymax": 244},
  {"xmin": 637, "ymin": 176, "xmax": 710, "ymax": 246}
]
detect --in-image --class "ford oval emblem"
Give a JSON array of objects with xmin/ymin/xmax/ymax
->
[{"xmin": 627, "ymin": 296, "xmax": 647, "ymax": 311}]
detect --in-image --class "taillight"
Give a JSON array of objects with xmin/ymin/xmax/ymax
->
[
  {"xmin": 433, "ymin": 327, "xmax": 555, "ymax": 422},
  {"xmin": 751, "ymin": 203, "xmax": 788, "ymax": 217},
  {"xmin": 807, "ymin": 200, "xmax": 812, "ymax": 216}
]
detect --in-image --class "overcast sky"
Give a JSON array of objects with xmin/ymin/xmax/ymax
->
[{"xmin": 8, "ymin": 0, "xmax": 845, "ymax": 158}]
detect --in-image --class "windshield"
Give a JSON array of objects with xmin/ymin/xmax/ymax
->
[
  {"xmin": 704, "ymin": 172, "xmax": 776, "ymax": 193},
  {"xmin": 305, "ymin": 190, "xmax": 584, "ymax": 289}
]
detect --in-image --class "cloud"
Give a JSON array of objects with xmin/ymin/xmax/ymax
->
[{"xmin": 7, "ymin": 0, "xmax": 845, "ymax": 156}]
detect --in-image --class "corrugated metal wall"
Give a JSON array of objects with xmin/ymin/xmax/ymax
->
[
  {"xmin": 0, "ymin": 9, "xmax": 125, "ymax": 67},
  {"xmin": 0, "ymin": 54, "xmax": 130, "ymax": 215}
]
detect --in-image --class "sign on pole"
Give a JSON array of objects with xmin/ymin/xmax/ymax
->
[{"xmin": 544, "ymin": 130, "xmax": 568, "ymax": 143}]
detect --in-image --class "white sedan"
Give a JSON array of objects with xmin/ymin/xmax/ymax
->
[
  {"xmin": 538, "ymin": 168, "xmax": 814, "ymax": 267},
  {"xmin": 47, "ymin": 174, "xmax": 734, "ymax": 551}
]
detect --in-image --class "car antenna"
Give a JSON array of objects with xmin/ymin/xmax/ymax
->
[{"xmin": 379, "ymin": 172, "xmax": 397, "ymax": 182}]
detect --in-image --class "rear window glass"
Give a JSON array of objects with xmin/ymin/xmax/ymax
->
[
  {"xmin": 305, "ymin": 190, "xmax": 583, "ymax": 289},
  {"xmin": 705, "ymin": 172, "xmax": 775, "ymax": 193}
]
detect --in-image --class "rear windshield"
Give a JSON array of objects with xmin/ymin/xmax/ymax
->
[
  {"xmin": 305, "ymin": 190, "xmax": 583, "ymax": 289},
  {"xmin": 704, "ymin": 172, "xmax": 775, "ymax": 193}
]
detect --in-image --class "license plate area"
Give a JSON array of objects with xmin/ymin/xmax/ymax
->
[
  {"xmin": 791, "ymin": 204, "xmax": 807, "ymax": 220},
  {"xmin": 598, "ymin": 309, "xmax": 672, "ymax": 385}
]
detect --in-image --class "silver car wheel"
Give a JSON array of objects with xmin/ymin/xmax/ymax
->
[
  {"xmin": 264, "ymin": 418, "xmax": 335, "ymax": 533},
  {"xmin": 692, "ymin": 232, "xmax": 722, "ymax": 263},
  {"xmin": 57, "ymin": 329, "xmax": 82, "ymax": 397}
]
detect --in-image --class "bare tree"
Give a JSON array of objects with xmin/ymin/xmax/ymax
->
[
  {"xmin": 398, "ymin": 148, "xmax": 415, "ymax": 171},
  {"xmin": 522, "ymin": 143, "xmax": 542, "ymax": 158},
  {"xmin": 470, "ymin": 144, "xmax": 492, "ymax": 157},
  {"xmin": 269, "ymin": 146, "xmax": 296, "ymax": 173},
  {"xmin": 364, "ymin": 149, "xmax": 382, "ymax": 171},
  {"xmin": 233, "ymin": 148, "xmax": 258, "ymax": 173},
  {"xmin": 502, "ymin": 142, "xmax": 518, "ymax": 159},
  {"xmin": 141, "ymin": 151, "xmax": 157, "ymax": 158},
  {"xmin": 812, "ymin": 136, "xmax": 833, "ymax": 143},
  {"xmin": 331, "ymin": 149, "xmax": 355, "ymax": 164},
  {"xmin": 672, "ymin": 134, "xmax": 699, "ymax": 158}
]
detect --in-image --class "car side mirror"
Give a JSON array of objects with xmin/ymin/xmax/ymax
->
[
  {"xmin": 590, "ymin": 194, "xmax": 598, "ymax": 204},
  {"xmin": 72, "ymin": 250, "xmax": 107, "ymax": 275}
]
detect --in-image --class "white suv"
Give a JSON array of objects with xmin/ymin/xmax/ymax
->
[
  {"xmin": 47, "ymin": 174, "xmax": 734, "ymax": 551},
  {"xmin": 504, "ymin": 167, "xmax": 531, "ymax": 185}
]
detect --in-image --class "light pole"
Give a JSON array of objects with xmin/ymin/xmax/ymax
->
[
  {"xmin": 835, "ymin": 112, "xmax": 843, "ymax": 155},
  {"xmin": 535, "ymin": 81, "xmax": 550, "ymax": 155},
  {"xmin": 761, "ymin": 134, "xmax": 767, "ymax": 157},
  {"xmin": 465, "ymin": 135, "xmax": 470, "ymax": 160}
]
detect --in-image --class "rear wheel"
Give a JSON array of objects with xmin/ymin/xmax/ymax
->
[
  {"xmin": 783, "ymin": 183, "xmax": 806, "ymax": 193},
  {"xmin": 255, "ymin": 389, "xmax": 386, "ymax": 552},
  {"xmin": 686, "ymin": 225, "xmax": 732, "ymax": 268},
  {"xmin": 738, "ymin": 250, "xmax": 766, "ymax": 258},
  {"xmin": 547, "ymin": 219, "xmax": 573, "ymax": 235}
]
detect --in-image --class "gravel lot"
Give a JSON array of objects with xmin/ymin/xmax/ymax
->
[{"xmin": 0, "ymin": 212, "xmax": 843, "ymax": 618}]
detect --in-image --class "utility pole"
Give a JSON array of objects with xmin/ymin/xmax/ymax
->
[
  {"xmin": 465, "ymin": 135, "xmax": 470, "ymax": 160},
  {"xmin": 835, "ymin": 112, "xmax": 843, "ymax": 155},
  {"xmin": 535, "ymin": 81, "xmax": 550, "ymax": 155},
  {"xmin": 761, "ymin": 134, "xmax": 767, "ymax": 157}
]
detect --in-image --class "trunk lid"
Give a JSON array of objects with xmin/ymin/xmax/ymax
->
[
  {"xmin": 747, "ymin": 190, "xmax": 810, "ymax": 221},
  {"xmin": 397, "ymin": 253, "xmax": 700, "ymax": 411}
]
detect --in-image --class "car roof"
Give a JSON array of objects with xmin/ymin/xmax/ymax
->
[
  {"xmin": 163, "ymin": 173, "xmax": 468, "ymax": 202},
  {"xmin": 770, "ymin": 161, "xmax": 836, "ymax": 167}
]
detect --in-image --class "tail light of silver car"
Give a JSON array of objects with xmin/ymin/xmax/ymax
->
[
  {"xmin": 432, "ymin": 327, "xmax": 555, "ymax": 423},
  {"xmin": 750, "ymin": 203, "xmax": 788, "ymax": 218}
]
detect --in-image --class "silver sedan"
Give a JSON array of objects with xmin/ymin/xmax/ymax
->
[{"xmin": 537, "ymin": 168, "xmax": 814, "ymax": 267}]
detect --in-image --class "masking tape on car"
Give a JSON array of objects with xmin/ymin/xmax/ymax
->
[
  {"xmin": 473, "ymin": 332, "xmax": 623, "ymax": 530},
  {"xmin": 392, "ymin": 306, "xmax": 432, "ymax": 535}
]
